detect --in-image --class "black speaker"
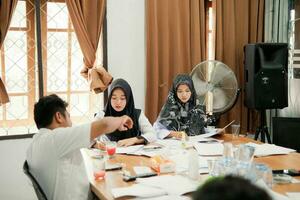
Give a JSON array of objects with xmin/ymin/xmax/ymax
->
[{"xmin": 244, "ymin": 43, "xmax": 288, "ymax": 109}]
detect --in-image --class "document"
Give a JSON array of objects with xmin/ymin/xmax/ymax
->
[
  {"xmin": 286, "ymin": 193, "xmax": 300, "ymax": 200},
  {"xmin": 193, "ymin": 142, "xmax": 224, "ymax": 156},
  {"xmin": 246, "ymin": 143, "xmax": 296, "ymax": 157},
  {"xmin": 138, "ymin": 195, "xmax": 190, "ymax": 200},
  {"xmin": 189, "ymin": 120, "xmax": 235, "ymax": 140},
  {"xmin": 116, "ymin": 145, "xmax": 144, "ymax": 154},
  {"xmin": 137, "ymin": 175, "xmax": 198, "ymax": 196},
  {"xmin": 111, "ymin": 184, "xmax": 166, "ymax": 198}
]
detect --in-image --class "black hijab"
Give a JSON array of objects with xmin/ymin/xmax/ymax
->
[
  {"xmin": 104, "ymin": 79, "xmax": 141, "ymax": 141},
  {"xmin": 158, "ymin": 74, "xmax": 206, "ymax": 135}
]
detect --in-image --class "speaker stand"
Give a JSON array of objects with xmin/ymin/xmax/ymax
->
[{"xmin": 254, "ymin": 110, "xmax": 272, "ymax": 143}]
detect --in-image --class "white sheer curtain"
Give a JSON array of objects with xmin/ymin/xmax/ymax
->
[{"xmin": 265, "ymin": 0, "xmax": 300, "ymax": 137}]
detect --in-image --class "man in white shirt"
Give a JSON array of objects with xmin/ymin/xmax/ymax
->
[{"xmin": 26, "ymin": 94, "xmax": 133, "ymax": 200}]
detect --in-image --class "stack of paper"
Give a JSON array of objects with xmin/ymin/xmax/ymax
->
[
  {"xmin": 193, "ymin": 143, "xmax": 224, "ymax": 156},
  {"xmin": 246, "ymin": 143, "xmax": 296, "ymax": 157}
]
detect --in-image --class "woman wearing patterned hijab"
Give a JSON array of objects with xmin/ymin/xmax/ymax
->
[
  {"xmin": 94, "ymin": 78, "xmax": 156, "ymax": 146},
  {"xmin": 154, "ymin": 74, "xmax": 206, "ymax": 139}
]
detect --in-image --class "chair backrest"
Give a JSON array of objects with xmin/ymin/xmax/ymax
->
[{"xmin": 23, "ymin": 161, "xmax": 48, "ymax": 200}]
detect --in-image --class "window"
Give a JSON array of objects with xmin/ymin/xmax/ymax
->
[{"xmin": 0, "ymin": 0, "xmax": 104, "ymax": 136}]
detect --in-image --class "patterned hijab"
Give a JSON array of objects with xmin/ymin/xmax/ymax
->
[
  {"xmin": 104, "ymin": 79, "xmax": 141, "ymax": 141},
  {"xmin": 158, "ymin": 74, "xmax": 206, "ymax": 135}
]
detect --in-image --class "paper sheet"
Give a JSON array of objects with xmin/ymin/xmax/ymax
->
[
  {"xmin": 111, "ymin": 184, "xmax": 166, "ymax": 198},
  {"xmin": 193, "ymin": 143, "xmax": 224, "ymax": 156},
  {"xmin": 116, "ymin": 145, "xmax": 144, "ymax": 154},
  {"xmin": 246, "ymin": 143, "xmax": 296, "ymax": 157},
  {"xmin": 286, "ymin": 193, "xmax": 300, "ymax": 200},
  {"xmin": 137, "ymin": 175, "xmax": 198, "ymax": 196},
  {"xmin": 136, "ymin": 195, "xmax": 190, "ymax": 200}
]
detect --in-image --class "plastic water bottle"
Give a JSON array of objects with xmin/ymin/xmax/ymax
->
[{"xmin": 188, "ymin": 149, "xmax": 200, "ymax": 180}]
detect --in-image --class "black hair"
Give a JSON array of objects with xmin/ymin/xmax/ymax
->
[
  {"xmin": 193, "ymin": 175, "xmax": 272, "ymax": 200},
  {"xmin": 34, "ymin": 94, "xmax": 68, "ymax": 129}
]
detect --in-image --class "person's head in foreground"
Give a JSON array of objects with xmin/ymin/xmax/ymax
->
[
  {"xmin": 193, "ymin": 175, "xmax": 272, "ymax": 200},
  {"xmin": 34, "ymin": 94, "xmax": 71, "ymax": 129}
]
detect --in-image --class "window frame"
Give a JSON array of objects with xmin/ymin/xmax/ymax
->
[{"xmin": 0, "ymin": 0, "xmax": 108, "ymax": 139}]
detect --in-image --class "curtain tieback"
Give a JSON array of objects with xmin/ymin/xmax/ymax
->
[{"xmin": 81, "ymin": 65, "xmax": 113, "ymax": 93}]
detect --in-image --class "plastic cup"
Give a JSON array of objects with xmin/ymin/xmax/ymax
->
[
  {"xmin": 231, "ymin": 124, "xmax": 240, "ymax": 139},
  {"xmin": 92, "ymin": 158, "xmax": 105, "ymax": 181},
  {"xmin": 106, "ymin": 141, "xmax": 117, "ymax": 158},
  {"xmin": 207, "ymin": 159, "xmax": 217, "ymax": 176},
  {"xmin": 255, "ymin": 163, "xmax": 273, "ymax": 188}
]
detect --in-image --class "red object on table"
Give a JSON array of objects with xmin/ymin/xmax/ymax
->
[{"xmin": 107, "ymin": 147, "xmax": 116, "ymax": 156}]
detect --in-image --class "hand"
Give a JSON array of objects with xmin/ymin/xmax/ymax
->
[
  {"xmin": 95, "ymin": 140, "xmax": 106, "ymax": 151},
  {"xmin": 117, "ymin": 137, "xmax": 139, "ymax": 147},
  {"xmin": 118, "ymin": 115, "xmax": 133, "ymax": 131},
  {"xmin": 169, "ymin": 131, "xmax": 186, "ymax": 140}
]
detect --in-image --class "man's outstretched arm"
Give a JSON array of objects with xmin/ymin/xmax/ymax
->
[{"xmin": 90, "ymin": 115, "xmax": 133, "ymax": 140}]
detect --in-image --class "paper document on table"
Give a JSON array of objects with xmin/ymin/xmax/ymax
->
[
  {"xmin": 286, "ymin": 193, "xmax": 300, "ymax": 200},
  {"xmin": 194, "ymin": 143, "xmax": 224, "ymax": 156},
  {"xmin": 111, "ymin": 184, "xmax": 166, "ymax": 198},
  {"xmin": 169, "ymin": 154, "xmax": 214, "ymax": 173},
  {"xmin": 190, "ymin": 120, "xmax": 235, "ymax": 139},
  {"xmin": 156, "ymin": 139, "xmax": 182, "ymax": 148},
  {"xmin": 116, "ymin": 145, "xmax": 144, "ymax": 154},
  {"xmin": 140, "ymin": 195, "xmax": 190, "ymax": 200},
  {"xmin": 246, "ymin": 143, "xmax": 296, "ymax": 157},
  {"xmin": 137, "ymin": 175, "xmax": 198, "ymax": 196}
]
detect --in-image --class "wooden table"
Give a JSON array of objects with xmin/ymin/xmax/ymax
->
[{"xmin": 84, "ymin": 134, "xmax": 300, "ymax": 200}]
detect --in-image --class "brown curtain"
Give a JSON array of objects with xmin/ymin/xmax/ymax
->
[
  {"xmin": 66, "ymin": 0, "xmax": 112, "ymax": 93},
  {"xmin": 0, "ymin": 0, "xmax": 18, "ymax": 105},
  {"xmin": 213, "ymin": 0, "xmax": 265, "ymax": 133},
  {"xmin": 146, "ymin": 0, "xmax": 207, "ymax": 123}
]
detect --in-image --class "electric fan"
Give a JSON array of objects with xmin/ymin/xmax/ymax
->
[{"xmin": 190, "ymin": 60, "xmax": 239, "ymax": 119}]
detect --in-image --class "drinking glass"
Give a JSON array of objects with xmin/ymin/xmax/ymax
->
[
  {"xmin": 255, "ymin": 163, "xmax": 273, "ymax": 188},
  {"xmin": 231, "ymin": 123, "xmax": 240, "ymax": 139},
  {"xmin": 106, "ymin": 141, "xmax": 117, "ymax": 158}
]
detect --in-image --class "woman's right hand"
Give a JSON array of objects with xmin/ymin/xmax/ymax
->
[
  {"xmin": 169, "ymin": 131, "xmax": 186, "ymax": 140},
  {"xmin": 95, "ymin": 141, "xmax": 106, "ymax": 151}
]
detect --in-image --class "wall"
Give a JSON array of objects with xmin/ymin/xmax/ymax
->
[
  {"xmin": 107, "ymin": 0, "xmax": 146, "ymax": 110},
  {"xmin": 0, "ymin": 138, "xmax": 37, "ymax": 200}
]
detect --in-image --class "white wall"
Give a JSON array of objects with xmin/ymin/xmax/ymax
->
[
  {"xmin": 0, "ymin": 138, "xmax": 37, "ymax": 200},
  {"xmin": 107, "ymin": 0, "xmax": 146, "ymax": 110}
]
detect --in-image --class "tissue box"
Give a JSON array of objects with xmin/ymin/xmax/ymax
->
[{"xmin": 150, "ymin": 155, "xmax": 175, "ymax": 174}]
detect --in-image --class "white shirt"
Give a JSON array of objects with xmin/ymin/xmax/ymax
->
[
  {"xmin": 94, "ymin": 110, "xmax": 156, "ymax": 143},
  {"xmin": 26, "ymin": 124, "xmax": 92, "ymax": 200}
]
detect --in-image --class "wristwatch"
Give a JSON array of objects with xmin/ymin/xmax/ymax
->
[{"xmin": 136, "ymin": 136, "xmax": 148, "ymax": 144}]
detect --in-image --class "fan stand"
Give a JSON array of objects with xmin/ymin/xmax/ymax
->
[{"xmin": 254, "ymin": 110, "xmax": 272, "ymax": 143}]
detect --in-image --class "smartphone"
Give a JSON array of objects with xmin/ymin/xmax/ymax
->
[
  {"xmin": 272, "ymin": 169, "xmax": 300, "ymax": 176},
  {"xmin": 122, "ymin": 172, "xmax": 158, "ymax": 182},
  {"xmin": 105, "ymin": 163, "xmax": 122, "ymax": 171}
]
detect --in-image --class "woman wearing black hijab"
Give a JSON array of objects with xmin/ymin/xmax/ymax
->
[
  {"xmin": 95, "ymin": 78, "xmax": 156, "ymax": 146},
  {"xmin": 153, "ymin": 74, "xmax": 206, "ymax": 139}
]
